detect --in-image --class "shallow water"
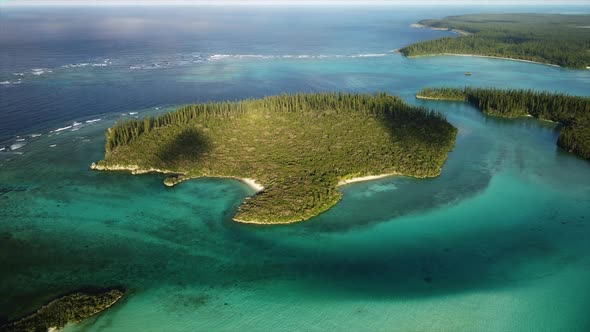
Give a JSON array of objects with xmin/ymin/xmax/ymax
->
[{"xmin": 1, "ymin": 5, "xmax": 589, "ymax": 332}]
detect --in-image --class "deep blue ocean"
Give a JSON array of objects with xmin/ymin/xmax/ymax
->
[{"xmin": 1, "ymin": 4, "xmax": 590, "ymax": 331}]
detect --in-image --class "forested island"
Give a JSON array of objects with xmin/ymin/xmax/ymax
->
[
  {"xmin": 1, "ymin": 288, "xmax": 125, "ymax": 332},
  {"xmin": 417, "ymin": 87, "xmax": 590, "ymax": 159},
  {"xmin": 92, "ymin": 93, "xmax": 457, "ymax": 224},
  {"xmin": 400, "ymin": 14, "xmax": 590, "ymax": 68}
]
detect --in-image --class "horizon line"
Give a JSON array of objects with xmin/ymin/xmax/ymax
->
[{"xmin": 2, "ymin": 0, "xmax": 590, "ymax": 7}]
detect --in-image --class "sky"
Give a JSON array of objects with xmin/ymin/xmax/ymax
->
[{"xmin": 2, "ymin": 0, "xmax": 589, "ymax": 6}]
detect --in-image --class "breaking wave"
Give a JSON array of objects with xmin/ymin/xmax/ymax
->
[
  {"xmin": 208, "ymin": 53, "xmax": 390, "ymax": 61},
  {"xmin": 31, "ymin": 68, "xmax": 53, "ymax": 76},
  {"xmin": 62, "ymin": 59, "xmax": 112, "ymax": 69}
]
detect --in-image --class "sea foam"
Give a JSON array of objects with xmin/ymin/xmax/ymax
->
[
  {"xmin": 208, "ymin": 53, "xmax": 389, "ymax": 61},
  {"xmin": 63, "ymin": 62, "xmax": 110, "ymax": 69},
  {"xmin": 62, "ymin": 63, "xmax": 91, "ymax": 68},
  {"xmin": 52, "ymin": 125, "xmax": 73, "ymax": 133},
  {"xmin": 10, "ymin": 142, "xmax": 26, "ymax": 150},
  {"xmin": 31, "ymin": 68, "xmax": 52, "ymax": 76}
]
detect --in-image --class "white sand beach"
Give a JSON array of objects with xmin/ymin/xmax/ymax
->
[
  {"xmin": 241, "ymin": 178, "xmax": 264, "ymax": 192},
  {"xmin": 337, "ymin": 174, "xmax": 397, "ymax": 186}
]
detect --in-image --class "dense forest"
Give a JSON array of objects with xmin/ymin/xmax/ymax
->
[
  {"xmin": 417, "ymin": 87, "xmax": 590, "ymax": 159},
  {"xmin": 399, "ymin": 14, "xmax": 590, "ymax": 68},
  {"xmin": 95, "ymin": 93, "xmax": 457, "ymax": 224}
]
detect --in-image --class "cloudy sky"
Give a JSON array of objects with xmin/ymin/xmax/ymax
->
[{"xmin": 2, "ymin": 0, "xmax": 589, "ymax": 6}]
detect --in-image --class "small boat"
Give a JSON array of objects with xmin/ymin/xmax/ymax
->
[{"xmin": 464, "ymin": 72, "xmax": 473, "ymax": 76}]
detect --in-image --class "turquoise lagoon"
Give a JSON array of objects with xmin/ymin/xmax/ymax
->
[{"xmin": 1, "ymin": 5, "xmax": 589, "ymax": 332}]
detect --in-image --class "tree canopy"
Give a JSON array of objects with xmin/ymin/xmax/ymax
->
[
  {"xmin": 417, "ymin": 87, "xmax": 590, "ymax": 160},
  {"xmin": 94, "ymin": 93, "xmax": 457, "ymax": 224},
  {"xmin": 400, "ymin": 14, "xmax": 590, "ymax": 69}
]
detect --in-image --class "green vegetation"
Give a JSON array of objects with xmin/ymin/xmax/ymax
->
[
  {"xmin": 417, "ymin": 87, "xmax": 590, "ymax": 159},
  {"xmin": 400, "ymin": 14, "xmax": 590, "ymax": 68},
  {"xmin": 1, "ymin": 288, "xmax": 125, "ymax": 332},
  {"xmin": 93, "ymin": 93, "xmax": 457, "ymax": 224}
]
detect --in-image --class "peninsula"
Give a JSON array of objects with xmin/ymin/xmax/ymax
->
[
  {"xmin": 92, "ymin": 93, "xmax": 457, "ymax": 224},
  {"xmin": 400, "ymin": 14, "xmax": 590, "ymax": 69},
  {"xmin": 417, "ymin": 87, "xmax": 590, "ymax": 160}
]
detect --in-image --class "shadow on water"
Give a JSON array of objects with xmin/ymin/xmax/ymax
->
[
  {"xmin": 1, "ymin": 99, "xmax": 588, "ymax": 321},
  {"xmin": 0, "ymin": 159, "xmax": 587, "ymax": 320},
  {"xmin": 304, "ymin": 99, "xmax": 569, "ymax": 233},
  {"xmin": 296, "ymin": 127, "xmax": 493, "ymax": 233},
  {"xmin": 292, "ymin": 100, "xmax": 472, "ymax": 233},
  {"xmin": 223, "ymin": 205, "xmax": 587, "ymax": 302}
]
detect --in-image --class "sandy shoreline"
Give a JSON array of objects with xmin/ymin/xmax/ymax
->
[
  {"xmin": 232, "ymin": 217, "xmax": 303, "ymax": 225},
  {"xmin": 415, "ymin": 95, "xmax": 465, "ymax": 101},
  {"xmin": 410, "ymin": 23, "xmax": 470, "ymax": 36},
  {"xmin": 234, "ymin": 174, "xmax": 399, "ymax": 225},
  {"xmin": 90, "ymin": 162, "xmax": 265, "ymax": 192},
  {"xmin": 92, "ymin": 163, "xmax": 413, "ymax": 225},
  {"xmin": 527, "ymin": 115, "xmax": 559, "ymax": 124},
  {"xmin": 408, "ymin": 53, "xmax": 561, "ymax": 68},
  {"xmin": 240, "ymin": 178, "xmax": 264, "ymax": 192},
  {"xmin": 92, "ymin": 162, "xmax": 398, "ymax": 192},
  {"xmin": 443, "ymin": 53, "xmax": 560, "ymax": 67},
  {"xmin": 337, "ymin": 174, "xmax": 396, "ymax": 186},
  {"xmin": 407, "ymin": 23, "xmax": 565, "ymax": 68}
]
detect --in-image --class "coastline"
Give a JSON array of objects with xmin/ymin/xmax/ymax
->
[
  {"xmin": 234, "ymin": 174, "xmax": 400, "ymax": 225},
  {"xmin": 3, "ymin": 289, "xmax": 125, "ymax": 332},
  {"xmin": 90, "ymin": 162, "xmax": 264, "ymax": 192},
  {"xmin": 410, "ymin": 23, "xmax": 471, "ymax": 36},
  {"xmin": 407, "ymin": 22, "xmax": 568, "ymax": 68},
  {"xmin": 232, "ymin": 217, "xmax": 304, "ymax": 225},
  {"xmin": 241, "ymin": 178, "xmax": 264, "ymax": 192},
  {"xmin": 407, "ymin": 53, "xmax": 561, "ymax": 68},
  {"xmin": 91, "ymin": 163, "xmax": 446, "ymax": 225},
  {"xmin": 91, "ymin": 163, "xmax": 403, "ymax": 192},
  {"xmin": 528, "ymin": 115, "xmax": 559, "ymax": 124},
  {"xmin": 416, "ymin": 98, "xmax": 562, "ymax": 125},
  {"xmin": 337, "ymin": 174, "xmax": 397, "ymax": 186},
  {"xmin": 415, "ymin": 95, "xmax": 465, "ymax": 101},
  {"xmin": 233, "ymin": 194, "xmax": 342, "ymax": 225},
  {"xmin": 234, "ymin": 172, "xmax": 434, "ymax": 225}
]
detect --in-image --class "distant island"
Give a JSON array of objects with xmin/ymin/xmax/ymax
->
[
  {"xmin": 417, "ymin": 87, "xmax": 590, "ymax": 160},
  {"xmin": 400, "ymin": 14, "xmax": 590, "ymax": 69},
  {"xmin": 92, "ymin": 93, "xmax": 457, "ymax": 224},
  {"xmin": 1, "ymin": 288, "xmax": 125, "ymax": 332}
]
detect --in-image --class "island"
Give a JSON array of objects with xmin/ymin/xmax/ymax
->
[
  {"xmin": 417, "ymin": 87, "xmax": 590, "ymax": 160},
  {"xmin": 400, "ymin": 14, "xmax": 590, "ymax": 69},
  {"xmin": 92, "ymin": 93, "xmax": 457, "ymax": 224},
  {"xmin": 1, "ymin": 288, "xmax": 125, "ymax": 332}
]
